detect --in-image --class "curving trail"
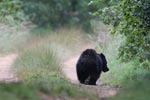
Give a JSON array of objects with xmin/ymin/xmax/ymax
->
[
  {"xmin": 63, "ymin": 55, "xmax": 79, "ymax": 83},
  {"xmin": 0, "ymin": 51, "xmax": 119, "ymax": 99},
  {"xmin": 0, "ymin": 53, "xmax": 18, "ymax": 82}
]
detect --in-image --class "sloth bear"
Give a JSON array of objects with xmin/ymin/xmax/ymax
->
[{"xmin": 76, "ymin": 49, "xmax": 109, "ymax": 85}]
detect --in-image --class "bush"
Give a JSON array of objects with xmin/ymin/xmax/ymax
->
[
  {"xmin": 0, "ymin": 0, "xmax": 99, "ymax": 31},
  {"xmin": 93, "ymin": 0, "xmax": 150, "ymax": 63},
  {"xmin": 95, "ymin": 26, "xmax": 150, "ymax": 85},
  {"xmin": 0, "ymin": 0, "xmax": 26, "ymax": 23},
  {"xmin": 20, "ymin": 0, "xmax": 99, "ymax": 31},
  {"xmin": 21, "ymin": 0, "xmax": 71, "ymax": 27}
]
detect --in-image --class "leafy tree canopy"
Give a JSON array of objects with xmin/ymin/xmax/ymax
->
[
  {"xmin": 92, "ymin": 0, "xmax": 150, "ymax": 64},
  {"xmin": 0, "ymin": 0, "xmax": 99, "ymax": 31}
]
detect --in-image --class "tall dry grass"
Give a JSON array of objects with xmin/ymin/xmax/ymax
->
[{"xmin": 13, "ymin": 27, "xmax": 97, "ymax": 99}]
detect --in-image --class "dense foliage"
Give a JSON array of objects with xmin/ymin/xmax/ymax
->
[
  {"xmin": 0, "ymin": 0, "xmax": 25, "ymax": 22},
  {"xmin": 0, "ymin": 0, "xmax": 99, "ymax": 30},
  {"xmin": 93, "ymin": 0, "xmax": 150, "ymax": 64}
]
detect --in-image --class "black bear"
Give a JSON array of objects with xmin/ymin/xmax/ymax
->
[{"xmin": 76, "ymin": 49, "xmax": 109, "ymax": 85}]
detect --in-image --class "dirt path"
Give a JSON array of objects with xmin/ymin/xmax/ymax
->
[
  {"xmin": 0, "ymin": 51, "xmax": 119, "ymax": 99},
  {"xmin": 63, "ymin": 48, "xmax": 119, "ymax": 99},
  {"xmin": 0, "ymin": 53, "xmax": 18, "ymax": 82}
]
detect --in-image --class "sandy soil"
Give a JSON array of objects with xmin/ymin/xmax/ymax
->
[{"xmin": 0, "ymin": 53, "xmax": 18, "ymax": 82}]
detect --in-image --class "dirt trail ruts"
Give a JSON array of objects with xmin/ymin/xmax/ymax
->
[
  {"xmin": 0, "ymin": 53, "xmax": 18, "ymax": 82},
  {"xmin": 63, "ymin": 47, "xmax": 119, "ymax": 99},
  {"xmin": 0, "ymin": 51, "xmax": 118, "ymax": 99}
]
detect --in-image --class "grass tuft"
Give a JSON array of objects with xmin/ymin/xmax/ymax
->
[
  {"xmin": 13, "ymin": 27, "xmax": 97, "ymax": 99},
  {"xmin": 0, "ymin": 83, "xmax": 39, "ymax": 100},
  {"xmin": 96, "ymin": 30, "xmax": 150, "ymax": 86},
  {"xmin": 108, "ymin": 80, "xmax": 150, "ymax": 100}
]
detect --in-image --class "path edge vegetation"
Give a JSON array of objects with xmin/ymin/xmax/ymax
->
[{"xmin": 0, "ymin": 0, "xmax": 150, "ymax": 100}]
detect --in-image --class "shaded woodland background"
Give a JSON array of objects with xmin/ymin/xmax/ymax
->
[{"xmin": 0, "ymin": 0, "xmax": 150, "ymax": 100}]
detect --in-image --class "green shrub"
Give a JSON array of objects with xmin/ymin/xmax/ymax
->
[
  {"xmin": 21, "ymin": 0, "xmax": 70, "ymax": 27},
  {"xmin": 0, "ymin": 0, "xmax": 26, "ymax": 24},
  {"xmin": 0, "ymin": 83, "xmax": 39, "ymax": 100},
  {"xmin": 96, "ymin": 31, "xmax": 150, "ymax": 85},
  {"xmin": 93, "ymin": 0, "xmax": 150, "ymax": 63},
  {"xmin": 21, "ymin": 0, "xmax": 97, "ymax": 31},
  {"xmin": 0, "ymin": 0, "xmax": 99, "ymax": 31}
]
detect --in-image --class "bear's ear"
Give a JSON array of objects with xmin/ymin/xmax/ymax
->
[
  {"xmin": 99, "ymin": 53, "xmax": 105, "ymax": 59},
  {"xmin": 100, "ymin": 53, "xmax": 109, "ymax": 72},
  {"xmin": 99, "ymin": 53, "xmax": 107, "ymax": 64}
]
